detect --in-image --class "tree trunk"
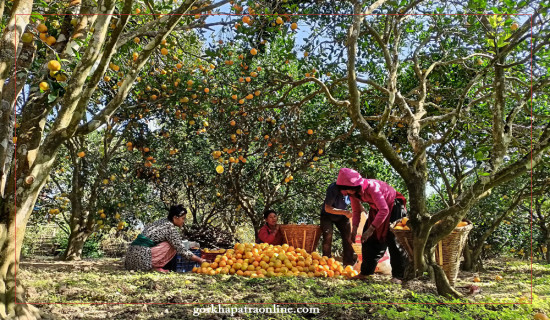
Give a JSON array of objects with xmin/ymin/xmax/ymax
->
[
  {"xmin": 462, "ymin": 242, "xmax": 475, "ymax": 271},
  {"xmin": 0, "ymin": 187, "xmax": 43, "ymax": 319},
  {"xmin": 426, "ymin": 247, "xmax": 461, "ymax": 298},
  {"xmin": 61, "ymin": 228, "xmax": 92, "ymax": 261},
  {"xmin": 60, "ymin": 140, "xmax": 95, "ymax": 261}
]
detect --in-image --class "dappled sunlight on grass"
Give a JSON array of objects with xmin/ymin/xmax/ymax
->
[{"xmin": 17, "ymin": 256, "xmax": 550, "ymax": 319}]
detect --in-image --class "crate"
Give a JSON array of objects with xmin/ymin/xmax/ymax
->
[{"xmin": 175, "ymin": 249, "xmax": 201, "ymax": 272}]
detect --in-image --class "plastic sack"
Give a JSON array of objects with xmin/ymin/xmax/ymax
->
[{"xmin": 375, "ymin": 250, "xmax": 391, "ymax": 275}]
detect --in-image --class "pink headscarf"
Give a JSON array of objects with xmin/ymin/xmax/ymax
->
[{"xmin": 336, "ymin": 168, "xmax": 364, "ymax": 187}]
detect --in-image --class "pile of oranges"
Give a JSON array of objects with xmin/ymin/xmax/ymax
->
[
  {"xmin": 393, "ymin": 217, "xmax": 410, "ymax": 230},
  {"xmin": 192, "ymin": 243, "xmax": 359, "ymax": 279},
  {"xmin": 393, "ymin": 217, "xmax": 470, "ymax": 230}
]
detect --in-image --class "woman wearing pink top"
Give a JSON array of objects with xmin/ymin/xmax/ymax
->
[{"xmin": 335, "ymin": 168, "xmax": 407, "ymax": 283}]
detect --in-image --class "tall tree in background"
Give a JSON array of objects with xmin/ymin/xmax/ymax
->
[{"xmin": 0, "ymin": 0, "xmax": 232, "ymax": 317}]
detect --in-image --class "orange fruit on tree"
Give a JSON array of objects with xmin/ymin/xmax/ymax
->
[
  {"xmin": 47, "ymin": 60, "xmax": 61, "ymax": 71},
  {"xmin": 39, "ymin": 82, "xmax": 49, "ymax": 91},
  {"xmin": 37, "ymin": 24, "xmax": 48, "ymax": 33},
  {"xmin": 46, "ymin": 36, "xmax": 56, "ymax": 46},
  {"xmin": 291, "ymin": 22, "xmax": 298, "ymax": 30},
  {"xmin": 21, "ymin": 32, "xmax": 34, "ymax": 43},
  {"xmin": 276, "ymin": 17, "xmax": 283, "ymax": 24},
  {"xmin": 39, "ymin": 33, "xmax": 47, "ymax": 41},
  {"xmin": 161, "ymin": 48, "xmax": 168, "ymax": 55},
  {"xmin": 250, "ymin": 48, "xmax": 258, "ymax": 55},
  {"xmin": 307, "ymin": 129, "xmax": 313, "ymax": 135},
  {"xmin": 77, "ymin": 151, "xmax": 85, "ymax": 158},
  {"xmin": 56, "ymin": 73, "xmax": 67, "ymax": 82}
]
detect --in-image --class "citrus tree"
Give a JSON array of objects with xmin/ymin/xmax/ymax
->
[
  {"xmin": 261, "ymin": 0, "xmax": 550, "ymax": 297},
  {"xmin": 0, "ymin": 0, "xmax": 237, "ymax": 317}
]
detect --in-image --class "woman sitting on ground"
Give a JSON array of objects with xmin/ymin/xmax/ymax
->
[
  {"xmin": 257, "ymin": 209, "xmax": 285, "ymax": 245},
  {"xmin": 124, "ymin": 204, "xmax": 206, "ymax": 272}
]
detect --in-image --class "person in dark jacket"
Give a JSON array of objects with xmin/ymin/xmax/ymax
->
[{"xmin": 320, "ymin": 182, "xmax": 356, "ymax": 266}]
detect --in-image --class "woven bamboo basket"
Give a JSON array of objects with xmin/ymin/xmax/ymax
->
[
  {"xmin": 390, "ymin": 219, "xmax": 473, "ymax": 285},
  {"xmin": 280, "ymin": 224, "xmax": 321, "ymax": 253},
  {"xmin": 201, "ymin": 249, "xmax": 226, "ymax": 261}
]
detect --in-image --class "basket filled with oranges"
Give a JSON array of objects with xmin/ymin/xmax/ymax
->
[
  {"xmin": 201, "ymin": 248, "xmax": 227, "ymax": 261},
  {"xmin": 433, "ymin": 219, "xmax": 473, "ymax": 285},
  {"xmin": 390, "ymin": 217, "xmax": 414, "ymax": 259},
  {"xmin": 390, "ymin": 217, "xmax": 473, "ymax": 285}
]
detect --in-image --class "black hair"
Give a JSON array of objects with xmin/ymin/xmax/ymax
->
[
  {"xmin": 168, "ymin": 204, "xmax": 186, "ymax": 222},
  {"xmin": 335, "ymin": 184, "xmax": 362, "ymax": 197},
  {"xmin": 263, "ymin": 209, "xmax": 277, "ymax": 220}
]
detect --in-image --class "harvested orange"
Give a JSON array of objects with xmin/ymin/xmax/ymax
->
[
  {"xmin": 534, "ymin": 313, "xmax": 550, "ymax": 320},
  {"xmin": 457, "ymin": 221, "xmax": 468, "ymax": 228}
]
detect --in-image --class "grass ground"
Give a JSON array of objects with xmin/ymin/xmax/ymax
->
[{"xmin": 18, "ymin": 256, "xmax": 550, "ymax": 319}]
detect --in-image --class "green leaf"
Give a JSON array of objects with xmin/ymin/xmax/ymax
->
[
  {"xmin": 497, "ymin": 37, "xmax": 509, "ymax": 47},
  {"xmin": 31, "ymin": 12, "xmax": 44, "ymax": 22},
  {"xmin": 48, "ymin": 93, "xmax": 58, "ymax": 103},
  {"xmin": 480, "ymin": 172, "xmax": 491, "ymax": 176}
]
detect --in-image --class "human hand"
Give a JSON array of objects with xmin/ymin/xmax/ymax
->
[
  {"xmin": 361, "ymin": 226, "xmax": 375, "ymax": 243},
  {"xmin": 349, "ymin": 230, "xmax": 357, "ymax": 245},
  {"xmin": 344, "ymin": 211, "xmax": 353, "ymax": 219}
]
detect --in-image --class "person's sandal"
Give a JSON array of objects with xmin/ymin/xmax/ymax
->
[{"xmin": 390, "ymin": 277, "xmax": 402, "ymax": 284}]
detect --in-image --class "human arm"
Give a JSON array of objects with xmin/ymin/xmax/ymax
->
[
  {"xmin": 166, "ymin": 225, "xmax": 196, "ymax": 261},
  {"xmin": 324, "ymin": 204, "xmax": 352, "ymax": 219},
  {"xmin": 190, "ymin": 254, "xmax": 207, "ymax": 264},
  {"xmin": 361, "ymin": 225, "xmax": 376, "ymax": 243},
  {"xmin": 347, "ymin": 197, "xmax": 364, "ymax": 244},
  {"xmin": 369, "ymin": 183, "xmax": 391, "ymax": 229}
]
